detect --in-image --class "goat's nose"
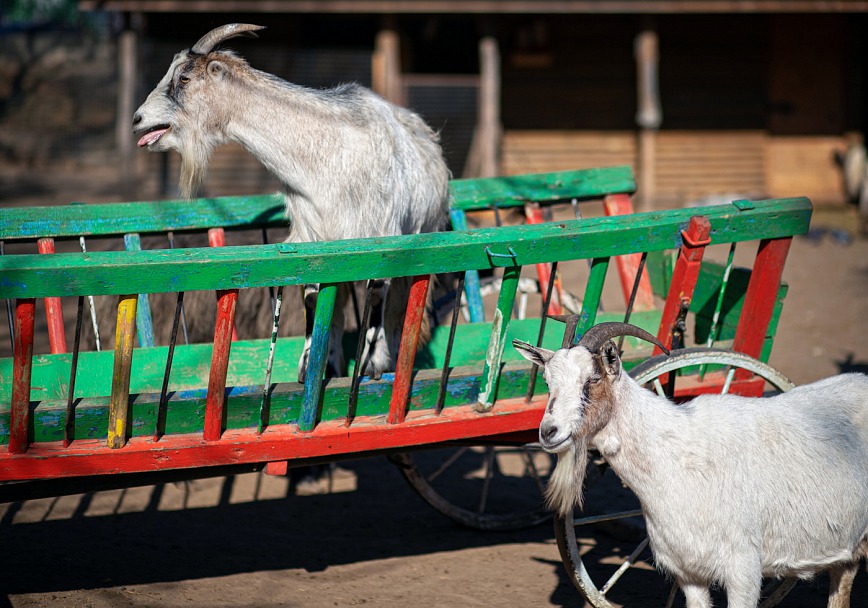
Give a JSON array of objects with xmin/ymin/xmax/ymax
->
[
  {"xmin": 132, "ymin": 113, "xmax": 142, "ymax": 128},
  {"xmin": 540, "ymin": 422, "xmax": 559, "ymax": 444}
]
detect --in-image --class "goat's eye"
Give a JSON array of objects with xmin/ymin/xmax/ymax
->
[{"xmin": 179, "ymin": 75, "xmax": 190, "ymax": 85}]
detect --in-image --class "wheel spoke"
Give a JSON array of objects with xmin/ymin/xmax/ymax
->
[
  {"xmin": 477, "ymin": 446, "xmax": 496, "ymax": 514},
  {"xmin": 426, "ymin": 445, "xmax": 469, "ymax": 483},
  {"xmin": 573, "ymin": 509, "xmax": 643, "ymax": 527},
  {"xmin": 600, "ymin": 537, "xmax": 650, "ymax": 595}
]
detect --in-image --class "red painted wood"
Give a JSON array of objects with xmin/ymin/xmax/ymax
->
[
  {"xmin": 204, "ymin": 287, "xmax": 238, "ymax": 441},
  {"xmin": 37, "ymin": 238, "xmax": 67, "ymax": 354},
  {"xmin": 207, "ymin": 228, "xmax": 239, "ymax": 342},
  {"xmin": 732, "ymin": 237, "xmax": 792, "ymax": 379},
  {"xmin": 603, "ymin": 194, "xmax": 655, "ymax": 311},
  {"xmin": 0, "ymin": 397, "xmax": 547, "ymax": 481},
  {"xmin": 523, "ymin": 202, "xmax": 562, "ymax": 315},
  {"xmin": 654, "ymin": 215, "xmax": 712, "ymax": 355},
  {"xmin": 9, "ymin": 299, "xmax": 36, "ymax": 454},
  {"xmin": 388, "ymin": 275, "xmax": 430, "ymax": 424}
]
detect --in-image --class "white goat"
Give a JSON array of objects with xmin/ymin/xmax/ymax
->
[
  {"xmin": 133, "ymin": 23, "xmax": 450, "ymax": 380},
  {"xmin": 514, "ymin": 322, "xmax": 868, "ymax": 608}
]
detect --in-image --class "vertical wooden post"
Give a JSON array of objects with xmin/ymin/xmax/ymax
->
[
  {"xmin": 123, "ymin": 233, "xmax": 155, "ymax": 347},
  {"xmin": 298, "ymin": 283, "xmax": 338, "ymax": 432},
  {"xmin": 576, "ymin": 258, "xmax": 610, "ymax": 342},
  {"xmin": 732, "ymin": 238, "xmax": 792, "ymax": 373},
  {"xmin": 478, "ymin": 36, "xmax": 501, "ymax": 178},
  {"xmin": 388, "ymin": 275, "xmax": 431, "ymax": 424},
  {"xmin": 654, "ymin": 216, "xmax": 711, "ymax": 354},
  {"xmin": 602, "ymin": 194, "xmax": 655, "ymax": 311},
  {"xmin": 524, "ymin": 203, "xmax": 562, "ymax": 315},
  {"xmin": 203, "ymin": 287, "xmax": 238, "ymax": 441},
  {"xmin": 9, "ymin": 299, "xmax": 35, "ymax": 454},
  {"xmin": 208, "ymin": 228, "xmax": 239, "ymax": 342},
  {"xmin": 117, "ymin": 25, "xmax": 138, "ymax": 200},
  {"xmin": 449, "ymin": 209, "xmax": 485, "ymax": 323},
  {"xmin": 477, "ymin": 264, "xmax": 521, "ymax": 412},
  {"xmin": 635, "ymin": 27, "xmax": 661, "ymax": 211},
  {"xmin": 373, "ymin": 25, "xmax": 402, "ymax": 105},
  {"xmin": 36, "ymin": 238, "xmax": 67, "ymax": 354},
  {"xmin": 108, "ymin": 295, "xmax": 137, "ymax": 449}
]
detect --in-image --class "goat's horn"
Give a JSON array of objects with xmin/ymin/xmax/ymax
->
[
  {"xmin": 191, "ymin": 23, "xmax": 265, "ymax": 55},
  {"xmin": 578, "ymin": 322, "xmax": 670, "ymax": 355}
]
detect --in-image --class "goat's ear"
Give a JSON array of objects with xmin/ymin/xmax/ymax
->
[
  {"xmin": 206, "ymin": 59, "xmax": 230, "ymax": 79},
  {"xmin": 599, "ymin": 341, "xmax": 621, "ymax": 377},
  {"xmin": 512, "ymin": 340, "xmax": 555, "ymax": 368}
]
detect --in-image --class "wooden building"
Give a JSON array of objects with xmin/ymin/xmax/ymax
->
[{"xmin": 80, "ymin": 1, "xmax": 868, "ymax": 208}]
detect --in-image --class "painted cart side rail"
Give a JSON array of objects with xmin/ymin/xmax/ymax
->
[
  {"xmin": 0, "ymin": 166, "xmax": 635, "ymax": 242},
  {"xmin": 0, "ymin": 198, "xmax": 812, "ymax": 299},
  {"xmin": 0, "ymin": 197, "xmax": 812, "ymax": 483}
]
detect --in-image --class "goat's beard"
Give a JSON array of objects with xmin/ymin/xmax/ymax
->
[
  {"xmin": 178, "ymin": 135, "xmax": 214, "ymax": 199},
  {"xmin": 545, "ymin": 437, "xmax": 589, "ymax": 518}
]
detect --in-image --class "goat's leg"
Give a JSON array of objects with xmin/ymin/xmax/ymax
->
[
  {"xmin": 326, "ymin": 285, "xmax": 347, "ymax": 378},
  {"xmin": 297, "ymin": 283, "xmax": 318, "ymax": 383},
  {"xmin": 359, "ymin": 279, "xmax": 389, "ymax": 380},
  {"xmin": 680, "ymin": 582, "xmax": 712, "ymax": 608},
  {"xmin": 827, "ymin": 562, "xmax": 859, "ymax": 608}
]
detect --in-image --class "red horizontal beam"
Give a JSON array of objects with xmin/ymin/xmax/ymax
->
[{"xmin": 0, "ymin": 397, "xmax": 547, "ymax": 481}]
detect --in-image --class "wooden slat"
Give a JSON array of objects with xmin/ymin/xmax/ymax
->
[
  {"xmin": 477, "ymin": 264, "xmax": 521, "ymax": 412},
  {"xmin": 123, "ymin": 233, "xmax": 156, "ymax": 348},
  {"xmin": 9, "ymin": 299, "xmax": 36, "ymax": 454},
  {"xmin": 388, "ymin": 275, "xmax": 431, "ymax": 424},
  {"xmin": 0, "ymin": 198, "xmax": 813, "ymax": 300},
  {"xmin": 108, "ymin": 295, "xmax": 137, "ymax": 449},
  {"xmin": 298, "ymin": 283, "xmax": 338, "ymax": 432},
  {"xmin": 36, "ymin": 238, "xmax": 67, "ymax": 354},
  {"xmin": 203, "ymin": 286, "xmax": 239, "ymax": 441}
]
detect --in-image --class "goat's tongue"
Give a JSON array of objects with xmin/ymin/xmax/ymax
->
[{"xmin": 137, "ymin": 128, "xmax": 168, "ymax": 147}]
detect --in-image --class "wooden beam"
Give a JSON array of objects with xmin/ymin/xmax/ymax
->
[{"xmin": 79, "ymin": 1, "xmax": 868, "ymax": 14}]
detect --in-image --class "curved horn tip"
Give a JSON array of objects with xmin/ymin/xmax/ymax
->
[
  {"xmin": 191, "ymin": 23, "xmax": 267, "ymax": 55},
  {"xmin": 579, "ymin": 321, "xmax": 670, "ymax": 355}
]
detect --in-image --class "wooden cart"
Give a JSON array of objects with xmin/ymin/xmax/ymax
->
[{"xmin": 0, "ymin": 165, "xmax": 812, "ymax": 606}]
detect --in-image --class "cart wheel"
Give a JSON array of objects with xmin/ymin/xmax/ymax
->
[
  {"xmin": 390, "ymin": 443, "xmax": 554, "ymax": 531},
  {"xmin": 555, "ymin": 347, "xmax": 797, "ymax": 608}
]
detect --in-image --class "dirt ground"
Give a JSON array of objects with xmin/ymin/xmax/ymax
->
[{"xmin": 1, "ymin": 161, "xmax": 868, "ymax": 608}]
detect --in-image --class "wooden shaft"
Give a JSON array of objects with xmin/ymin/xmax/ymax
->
[
  {"xmin": 388, "ymin": 275, "xmax": 431, "ymax": 425},
  {"xmin": 203, "ymin": 287, "xmax": 238, "ymax": 441},
  {"xmin": 523, "ymin": 203, "xmax": 563, "ymax": 315},
  {"xmin": 298, "ymin": 283, "xmax": 338, "ymax": 432},
  {"xmin": 576, "ymin": 257, "xmax": 611, "ymax": 342},
  {"xmin": 123, "ymin": 233, "xmax": 156, "ymax": 348},
  {"xmin": 654, "ymin": 215, "xmax": 712, "ymax": 354},
  {"xmin": 9, "ymin": 299, "xmax": 36, "ymax": 454},
  {"xmin": 37, "ymin": 238, "xmax": 67, "ymax": 354},
  {"xmin": 449, "ymin": 209, "xmax": 485, "ymax": 322},
  {"xmin": 108, "ymin": 295, "xmax": 137, "ymax": 449},
  {"xmin": 602, "ymin": 194, "xmax": 654, "ymax": 311},
  {"xmin": 207, "ymin": 228, "xmax": 239, "ymax": 342},
  {"xmin": 732, "ymin": 237, "xmax": 792, "ymax": 379},
  {"xmin": 477, "ymin": 265, "xmax": 521, "ymax": 412}
]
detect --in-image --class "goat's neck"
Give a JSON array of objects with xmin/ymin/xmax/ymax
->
[{"xmin": 591, "ymin": 379, "xmax": 686, "ymax": 501}]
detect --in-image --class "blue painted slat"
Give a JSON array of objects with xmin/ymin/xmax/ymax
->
[
  {"xmin": 449, "ymin": 209, "xmax": 485, "ymax": 323},
  {"xmin": 299, "ymin": 283, "xmax": 337, "ymax": 432},
  {"xmin": 123, "ymin": 233, "xmax": 155, "ymax": 348}
]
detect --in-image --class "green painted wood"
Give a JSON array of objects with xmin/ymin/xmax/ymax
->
[
  {"xmin": 477, "ymin": 265, "xmax": 522, "ymax": 411},
  {"xmin": 449, "ymin": 166, "xmax": 636, "ymax": 211},
  {"xmin": 576, "ymin": 257, "xmax": 610, "ymax": 342},
  {"xmin": 299, "ymin": 283, "xmax": 337, "ymax": 432},
  {"xmin": 0, "ymin": 194, "xmax": 287, "ymax": 241},
  {"xmin": 0, "ymin": 198, "xmax": 813, "ymax": 300}
]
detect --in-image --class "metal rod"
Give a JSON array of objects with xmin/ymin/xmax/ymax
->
[
  {"xmin": 526, "ymin": 261, "xmax": 559, "ymax": 402},
  {"xmin": 347, "ymin": 280, "xmax": 376, "ymax": 426},
  {"xmin": 63, "ymin": 295, "xmax": 85, "ymax": 447},
  {"xmin": 436, "ymin": 271, "xmax": 465, "ymax": 414},
  {"xmin": 259, "ymin": 285, "xmax": 284, "ymax": 434},
  {"xmin": 155, "ymin": 291, "xmax": 184, "ymax": 442},
  {"xmin": 617, "ymin": 251, "xmax": 648, "ymax": 353},
  {"xmin": 79, "ymin": 237, "xmax": 101, "ymax": 351},
  {"xmin": 166, "ymin": 231, "xmax": 190, "ymax": 345},
  {"xmin": 572, "ymin": 509, "xmax": 644, "ymax": 527}
]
